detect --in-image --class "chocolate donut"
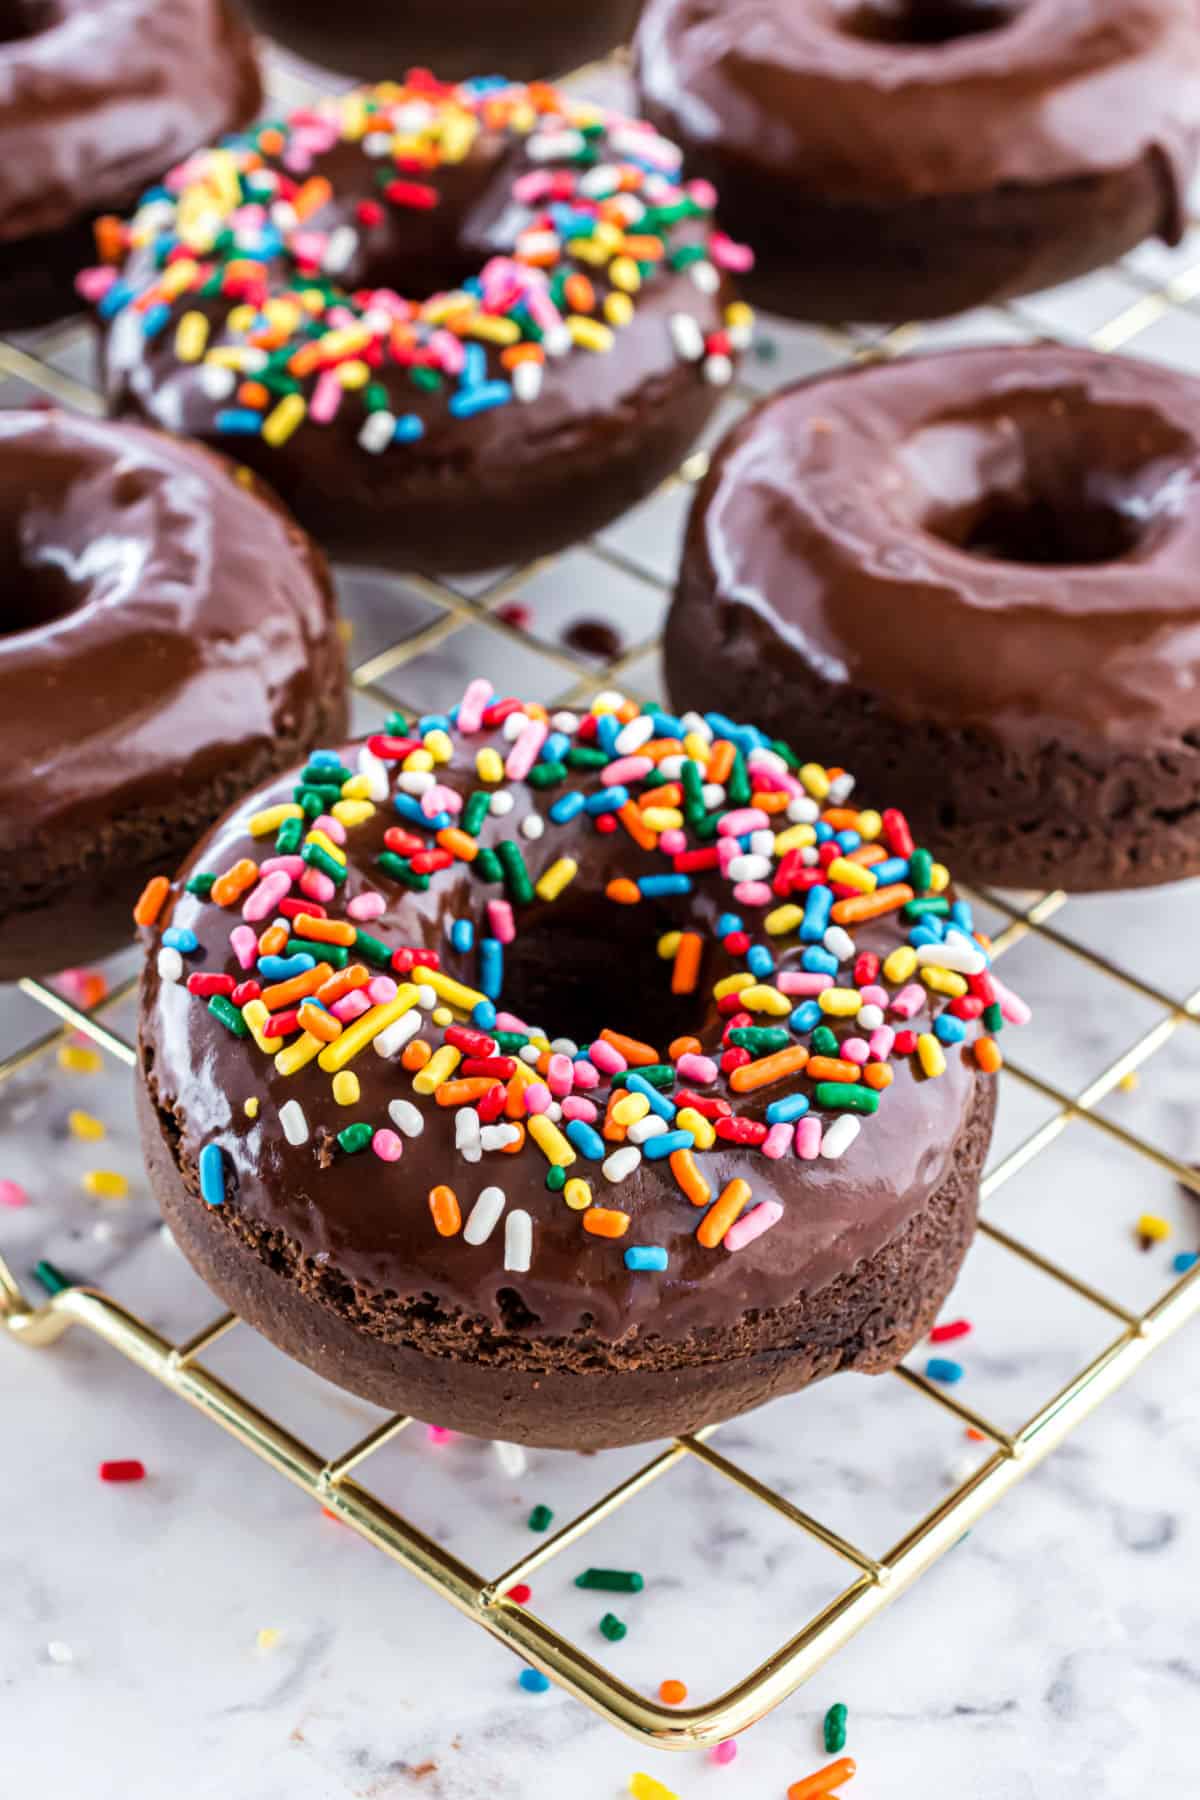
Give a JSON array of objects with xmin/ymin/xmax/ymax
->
[
  {"xmin": 234, "ymin": 0, "xmax": 644, "ymax": 86},
  {"xmin": 86, "ymin": 76, "xmax": 754, "ymax": 575},
  {"xmin": 134, "ymin": 682, "xmax": 1024, "ymax": 1451},
  {"xmin": 668, "ymin": 344, "xmax": 1200, "ymax": 894},
  {"xmin": 634, "ymin": 0, "xmax": 1200, "ymax": 322},
  {"xmin": 0, "ymin": 0, "xmax": 260, "ymax": 330},
  {"xmin": 0, "ymin": 411, "xmax": 345, "ymax": 979}
]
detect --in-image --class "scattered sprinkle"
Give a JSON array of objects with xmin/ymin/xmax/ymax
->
[
  {"xmin": 99, "ymin": 1459, "xmax": 146, "ymax": 1483},
  {"xmin": 824, "ymin": 1701, "xmax": 848, "ymax": 1753}
]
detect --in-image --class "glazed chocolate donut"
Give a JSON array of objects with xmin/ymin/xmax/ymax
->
[
  {"xmin": 134, "ymin": 680, "xmax": 1025, "ymax": 1450},
  {"xmin": 0, "ymin": 410, "xmax": 345, "ymax": 979},
  {"xmin": 668, "ymin": 343, "xmax": 1200, "ymax": 893},
  {"xmin": 634, "ymin": 0, "xmax": 1200, "ymax": 322},
  {"xmin": 234, "ymin": 0, "xmax": 644, "ymax": 85},
  {"xmin": 87, "ymin": 75, "xmax": 753, "ymax": 575},
  {"xmin": 0, "ymin": 0, "xmax": 260, "ymax": 329}
]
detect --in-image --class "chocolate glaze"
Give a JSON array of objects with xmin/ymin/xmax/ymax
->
[
  {"xmin": 234, "ymin": 0, "xmax": 644, "ymax": 84},
  {"xmin": 139, "ymin": 731, "xmax": 982, "ymax": 1350},
  {"xmin": 99, "ymin": 93, "xmax": 735, "ymax": 574},
  {"xmin": 0, "ymin": 0, "xmax": 261, "ymax": 328},
  {"xmin": 635, "ymin": 0, "xmax": 1200, "ymax": 319},
  {"xmin": 671, "ymin": 345, "xmax": 1200, "ymax": 760}
]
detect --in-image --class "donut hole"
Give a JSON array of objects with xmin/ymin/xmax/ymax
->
[
  {"xmin": 3, "ymin": 538, "xmax": 94, "ymax": 634},
  {"xmin": 834, "ymin": 0, "xmax": 1023, "ymax": 45},
  {"xmin": 0, "ymin": 1, "xmax": 61, "ymax": 40}
]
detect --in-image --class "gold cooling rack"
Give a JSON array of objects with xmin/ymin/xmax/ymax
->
[{"xmin": 3, "ymin": 48, "xmax": 1200, "ymax": 1753}]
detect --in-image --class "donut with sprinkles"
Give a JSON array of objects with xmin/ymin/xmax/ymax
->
[
  {"xmin": 83, "ymin": 73, "xmax": 754, "ymax": 573},
  {"xmin": 135, "ymin": 682, "xmax": 1024, "ymax": 1450}
]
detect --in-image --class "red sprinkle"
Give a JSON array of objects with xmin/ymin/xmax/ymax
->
[
  {"xmin": 385, "ymin": 827, "xmax": 426, "ymax": 857},
  {"xmin": 231, "ymin": 980, "xmax": 262, "ymax": 1006},
  {"xmin": 99, "ymin": 1459, "xmax": 145, "ymax": 1483},
  {"xmin": 931, "ymin": 1319, "xmax": 972, "ymax": 1343},
  {"xmin": 594, "ymin": 814, "xmax": 618, "ymax": 835},
  {"xmin": 853, "ymin": 952, "xmax": 880, "ymax": 987},
  {"xmin": 894, "ymin": 1029, "xmax": 919, "ymax": 1056},
  {"xmin": 720, "ymin": 1046, "xmax": 752, "ymax": 1074},
  {"xmin": 186, "ymin": 973, "xmax": 235, "ymax": 998},
  {"xmin": 508, "ymin": 1583, "xmax": 532, "ymax": 1604},
  {"xmin": 715, "ymin": 1116, "xmax": 768, "ymax": 1145},
  {"xmin": 883, "ymin": 807, "xmax": 914, "ymax": 857},
  {"xmin": 279, "ymin": 895, "xmax": 323, "ymax": 920},
  {"xmin": 481, "ymin": 697, "xmax": 524, "ymax": 727},
  {"xmin": 446, "ymin": 1026, "xmax": 497, "ymax": 1057},
  {"xmin": 385, "ymin": 179, "xmax": 440, "ymax": 209}
]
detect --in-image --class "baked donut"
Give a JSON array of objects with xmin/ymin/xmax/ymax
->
[
  {"xmin": 0, "ymin": 0, "xmax": 260, "ymax": 330},
  {"xmin": 634, "ymin": 0, "xmax": 1200, "ymax": 322},
  {"xmin": 134, "ymin": 680, "xmax": 1025, "ymax": 1451},
  {"xmin": 86, "ymin": 74, "xmax": 754, "ymax": 575},
  {"xmin": 668, "ymin": 343, "xmax": 1200, "ymax": 894},
  {"xmin": 235, "ymin": 0, "xmax": 644, "ymax": 86},
  {"xmin": 0, "ymin": 410, "xmax": 345, "ymax": 980}
]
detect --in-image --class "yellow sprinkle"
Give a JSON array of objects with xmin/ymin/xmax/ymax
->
[
  {"xmin": 725, "ymin": 300, "xmax": 754, "ymax": 331},
  {"xmin": 799, "ymin": 762, "xmax": 831, "ymax": 799},
  {"xmin": 819, "ymin": 987, "xmax": 862, "ymax": 1017},
  {"xmin": 159, "ymin": 258, "xmax": 199, "ymax": 300},
  {"xmin": 713, "ymin": 972, "xmax": 755, "ymax": 1000},
  {"xmin": 883, "ymin": 946, "xmax": 918, "ymax": 985},
  {"xmin": 612, "ymin": 1092, "xmax": 651, "ymax": 1126},
  {"xmin": 676, "ymin": 1106, "xmax": 715, "ymax": 1150},
  {"xmin": 536, "ymin": 857, "xmax": 579, "ymax": 903},
  {"xmin": 608, "ymin": 255, "xmax": 642, "ymax": 293},
  {"xmin": 657, "ymin": 931, "xmax": 683, "ymax": 959},
  {"xmin": 917, "ymin": 1033, "xmax": 947, "ymax": 1078},
  {"xmin": 765, "ymin": 904, "xmax": 803, "ymax": 936},
  {"xmin": 412, "ymin": 1044, "xmax": 462, "ymax": 1095},
  {"xmin": 856, "ymin": 808, "xmax": 883, "ymax": 841},
  {"xmin": 630, "ymin": 1774, "xmax": 678, "ymax": 1800},
  {"xmin": 432, "ymin": 1006, "xmax": 454, "ymax": 1027},
  {"xmin": 318, "ymin": 989, "xmax": 418, "ymax": 1072},
  {"xmin": 528, "ymin": 1113, "xmax": 576, "ymax": 1168},
  {"xmin": 255, "ymin": 1628, "xmax": 281, "ymax": 1652},
  {"xmin": 249, "ymin": 803, "xmax": 303, "ymax": 837},
  {"xmin": 740, "ymin": 984, "xmax": 792, "ymax": 1017},
  {"xmin": 340, "ymin": 774, "xmax": 372, "ymax": 801},
  {"xmin": 604, "ymin": 290, "xmax": 634, "ymax": 328},
  {"xmin": 528, "ymin": 1033, "xmax": 552, "ymax": 1054},
  {"xmin": 825, "ymin": 856, "xmax": 876, "ymax": 894},
  {"xmin": 332, "ymin": 1071, "xmax": 360, "ymax": 1107},
  {"xmin": 331, "ymin": 799, "xmax": 375, "ymax": 828},
  {"xmin": 424, "ymin": 730, "xmax": 453, "ymax": 765},
  {"xmin": 225, "ymin": 302, "xmax": 257, "ymax": 335},
  {"xmin": 413, "ymin": 966, "xmax": 486, "ymax": 1013},
  {"xmin": 465, "ymin": 314, "xmax": 521, "ymax": 345},
  {"xmin": 567, "ymin": 315, "xmax": 615, "ymax": 352},
  {"xmin": 682, "ymin": 731, "xmax": 709, "ymax": 761},
  {"xmin": 476, "ymin": 747, "xmax": 505, "ymax": 783},
  {"xmin": 403, "ymin": 748, "xmax": 435, "ymax": 774},
  {"xmin": 83, "ymin": 1170, "xmax": 128, "ymax": 1200},
  {"xmin": 275, "ymin": 1031, "xmax": 324, "ymax": 1077},
  {"xmin": 262, "ymin": 392, "xmax": 307, "ymax": 447},
  {"xmin": 930, "ymin": 862, "xmax": 951, "ymax": 893},
  {"xmin": 244, "ymin": 1097, "xmax": 260, "ymax": 1120},
  {"xmin": 336, "ymin": 359, "xmax": 370, "ymax": 389},
  {"xmin": 1118, "ymin": 1071, "xmax": 1140, "ymax": 1093},
  {"xmin": 564, "ymin": 1178, "xmax": 592, "ymax": 1212},
  {"xmin": 773, "ymin": 824, "xmax": 816, "ymax": 854},
  {"xmin": 592, "ymin": 695, "xmax": 621, "ymax": 715},
  {"xmin": 1138, "ymin": 1213, "xmax": 1172, "ymax": 1242},
  {"xmin": 68, "ymin": 1110, "xmax": 105, "ymax": 1142},
  {"xmin": 567, "ymin": 237, "xmax": 610, "ymax": 266},
  {"xmin": 922, "ymin": 967, "xmax": 968, "ymax": 998},
  {"xmin": 439, "ymin": 110, "xmax": 478, "ymax": 162},
  {"xmin": 641, "ymin": 807, "xmax": 683, "ymax": 832},
  {"xmin": 304, "ymin": 828, "xmax": 345, "ymax": 864},
  {"xmin": 58, "ymin": 1045, "xmax": 103, "ymax": 1075},
  {"xmin": 175, "ymin": 310, "xmax": 210, "ymax": 363},
  {"xmin": 242, "ymin": 999, "xmax": 275, "ymax": 1055}
]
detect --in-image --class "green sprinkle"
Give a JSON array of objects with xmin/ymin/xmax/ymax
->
[
  {"xmin": 982, "ymin": 1002, "xmax": 1004, "ymax": 1033},
  {"xmin": 186, "ymin": 871, "xmax": 216, "ymax": 899},
  {"xmin": 275, "ymin": 816, "xmax": 304, "ymax": 855},
  {"xmin": 824, "ymin": 1702, "xmax": 848, "ymax": 1753},
  {"xmin": 528, "ymin": 1504, "xmax": 554, "ymax": 1532},
  {"xmin": 811, "ymin": 1025, "xmax": 839, "ymax": 1056},
  {"xmin": 565, "ymin": 746, "xmax": 608, "ymax": 770},
  {"xmin": 691, "ymin": 814, "xmax": 719, "ymax": 842},
  {"xmin": 299, "ymin": 760, "xmax": 351, "ymax": 787},
  {"xmin": 611, "ymin": 1065, "xmax": 674, "ymax": 1090},
  {"xmin": 903, "ymin": 896, "xmax": 950, "ymax": 920},
  {"xmin": 574, "ymin": 1568, "xmax": 644, "ymax": 1593},
  {"xmin": 815, "ymin": 1083, "xmax": 879, "ymax": 1115},
  {"xmin": 599, "ymin": 1613, "xmax": 627, "ymax": 1642},
  {"xmin": 377, "ymin": 852, "xmax": 430, "ymax": 890},
  {"xmin": 909, "ymin": 847, "xmax": 934, "ymax": 894},
  {"xmin": 33, "ymin": 1258, "xmax": 72, "ymax": 1295},
  {"xmin": 546, "ymin": 1164, "xmax": 566, "ymax": 1192},
  {"xmin": 496, "ymin": 839, "xmax": 535, "ymax": 905},
  {"xmin": 409, "ymin": 365, "xmax": 442, "ymax": 392},
  {"xmin": 527, "ymin": 761, "xmax": 567, "ymax": 789},
  {"xmin": 385, "ymin": 711, "xmax": 410, "ymax": 735},
  {"xmin": 670, "ymin": 243, "xmax": 708, "ymax": 269},
  {"xmin": 728, "ymin": 1026, "xmax": 790, "ymax": 1054},
  {"xmin": 726, "ymin": 751, "xmax": 751, "ymax": 807},
  {"xmin": 463, "ymin": 790, "xmax": 491, "ymax": 837},
  {"xmin": 208, "ymin": 995, "xmax": 249, "ymax": 1037},
  {"xmin": 495, "ymin": 1030, "xmax": 530, "ymax": 1053},
  {"xmin": 473, "ymin": 847, "xmax": 503, "ymax": 884},
  {"xmin": 337, "ymin": 1122, "xmax": 373, "ymax": 1154},
  {"xmin": 680, "ymin": 760, "xmax": 705, "ymax": 809},
  {"xmin": 353, "ymin": 929, "xmax": 392, "ymax": 967},
  {"xmin": 769, "ymin": 737, "xmax": 801, "ymax": 771},
  {"xmin": 286, "ymin": 937, "xmax": 349, "ymax": 969},
  {"xmin": 301, "ymin": 843, "xmax": 346, "ymax": 885},
  {"xmin": 294, "ymin": 782, "xmax": 342, "ymax": 811}
]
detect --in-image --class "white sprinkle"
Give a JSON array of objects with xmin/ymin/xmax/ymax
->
[
  {"xmin": 199, "ymin": 364, "xmax": 236, "ymax": 402},
  {"xmin": 543, "ymin": 324, "xmax": 572, "ymax": 359},
  {"xmin": 416, "ymin": 984, "xmax": 438, "ymax": 1010},
  {"xmin": 916, "ymin": 941, "xmax": 987, "ymax": 976},
  {"xmin": 592, "ymin": 690, "xmax": 627, "ymax": 713},
  {"xmin": 481, "ymin": 1123, "xmax": 521, "ymax": 1152},
  {"xmin": 518, "ymin": 1044, "xmax": 542, "ymax": 1066},
  {"xmin": 669, "ymin": 312, "xmax": 705, "ymax": 362},
  {"xmin": 362, "ymin": 130, "xmax": 393, "ymax": 156},
  {"xmin": 627, "ymin": 1114, "xmax": 668, "ymax": 1144},
  {"xmin": 463, "ymin": 1186, "xmax": 505, "ymax": 1245},
  {"xmin": 680, "ymin": 711, "xmax": 712, "ymax": 741},
  {"xmin": 727, "ymin": 319, "xmax": 754, "ymax": 351},
  {"xmin": 493, "ymin": 1438, "xmax": 528, "ymax": 1477},
  {"xmin": 829, "ymin": 772, "xmax": 856, "ymax": 804},
  {"xmin": 512, "ymin": 359, "xmax": 543, "ymax": 404},
  {"xmin": 857, "ymin": 1004, "xmax": 885, "ymax": 1031},
  {"xmin": 824, "ymin": 926, "xmax": 855, "ymax": 962},
  {"xmin": 504, "ymin": 1208, "xmax": 533, "ymax": 1272},
  {"xmin": 550, "ymin": 1037, "xmax": 578, "ymax": 1057},
  {"xmin": 455, "ymin": 1107, "xmax": 482, "ymax": 1163},
  {"xmin": 489, "ymin": 792, "xmax": 514, "ymax": 817},
  {"xmin": 727, "ymin": 854, "xmax": 770, "ymax": 882},
  {"xmin": 821, "ymin": 1116, "xmax": 861, "ymax": 1160},
  {"xmin": 358, "ymin": 410, "xmax": 395, "ymax": 454},
  {"xmin": 703, "ymin": 352, "xmax": 734, "ymax": 387},
  {"xmin": 156, "ymin": 946, "xmax": 184, "ymax": 984},
  {"xmin": 502, "ymin": 710, "xmax": 530, "ymax": 740},
  {"xmin": 520, "ymin": 814, "xmax": 545, "ymax": 841},
  {"xmin": 702, "ymin": 782, "xmax": 725, "ymax": 810},
  {"xmin": 550, "ymin": 712, "xmax": 578, "ymax": 734},
  {"xmin": 614, "ymin": 714, "xmax": 655, "ymax": 756},
  {"xmin": 689, "ymin": 259, "xmax": 720, "ymax": 294},
  {"xmin": 357, "ymin": 746, "xmax": 390, "ymax": 801},
  {"xmin": 749, "ymin": 829, "xmax": 775, "ymax": 858},
  {"xmin": 398, "ymin": 770, "xmax": 435, "ymax": 796},
  {"xmin": 388, "ymin": 1099, "xmax": 424, "ymax": 1138},
  {"xmin": 279, "ymin": 1099, "xmax": 309, "ymax": 1146},
  {"xmin": 787, "ymin": 796, "xmax": 820, "ymax": 824},
  {"xmin": 603, "ymin": 1145, "xmax": 642, "ymax": 1183},
  {"xmin": 323, "ymin": 224, "xmax": 358, "ymax": 274},
  {"xmin": 46, "ymin": 1641, "xmax": 74, "ymax": 1666},
  {"xmin": 658, "ymin": 755, "xmax": 685, "ymax": 780},
  {"xmin": 527, "ymin": 126, "xmax": 585, "ymax": 161},
  {"xmin": 92, "ymin": 1220, "xmax": 113, "ymax": 1243},
  {"xmin": 546, "ymin": 1101, "xmax": 562, "ymax": 1123},
  {"xmin": 579, "ymin": 162, "xmax": 621, "ymax": 197}
]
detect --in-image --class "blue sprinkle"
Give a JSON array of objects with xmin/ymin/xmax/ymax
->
[
  {"xmin": 801, "ymin": 946, "xmax": 838, "ymax": 975},
  {"xmin": 765, "ymin": 1093, "xmax": 810, "ymax": 1125},
  {"xmin": 564, "ymin": 1119, "xmax": 606, "ymax": 1161},
  {"xmin": 909, "ymin": 923, "xmax": 946, "ymax": 949},
  {"xmin": 214, "ymin": 408, "xmax": 264, "ymax": 435},
  {"xmin": 650, "ymin": 711, "xmax": 684, "ymax": 738},
  {"xmin": 625, "ymin": 1246, "xmax": 669, "ymax": 1272},
  {"xmin": 393, "ymin": 792, "xmax": 450, "ymax": 831},
  {"xmin": 790, "ymin": 1001, "xmax": 821, "ymax": 1034},
  {"xmin": 717, "ymin": 913, "xmax": 743, "ymax": 940},
  {"xmin": 479, "ymin": 938, "xmax": 503, "ymax": 1000},
  {"xmin": 472, "ymin": 999, "xmax": 498, "ymax": 1031},
  {"xmin": 934, "ymin": 1014, "xmax": 966, "ymax": 1045},
  {"xmin": 641, "ymin": 1129, "xmax": 695, "ymax": 1160},
  {"xmin": 141, "ymin": 302, "xmax": 170, "ymax": 338},
  {"xmin": 626, "ymin": 1072, "xmax": 675, "ymax": 1120},
  {"xmin": 951, "ymin": 899, "xmax": 975, "ymax": 933},
  {"xmin": 813, "ymin": 820, "xmax": 834, "ymax": 843},
  {"xmin": 518, "ymin": 1669, "xmax": 551, "ymax": 1694},
  {"xmin": 946, "ymin": 925, "xmax": 988, "ymax": 964},
  {"xmin": 746, "ymin": 945, "xmax": 774, "ymax": 978},
  {"xmin": 800, "ymin": 886, "xmax": 833, "ymax": 943},
  {"xmin": 198, "ymin": 1143, "xmax": 226, "ymax": 1209},
  {"xmin": 543, "ymin": 731, "xmax": 570, "ymax": 763},
  {"xmin": 871, "ymin": 856, "xmax": 910, "ymax": 886},
  {"xmin": 309, "ymin": 749, "xmax": 344, "ymax": 768},
  {"xmin": 835, "ymin": 829, "xmax": 861, "ymax": 852},
  {"xmin": 449, "ymin": 380, "xmax": 511, "ymax": 418},
  {"xmin": 1174, "ymin": 1251, "xmax": 1198, "ymax": 1273},
  {"xmin": 550, "ymin": 792, "xmax": 585, "ymax": 824},
  {"xmin": 161, "ymin": 926, "xmax": 198, "ymax": 954},
  {"xmin": 97, "ymin": 279, "xmax": 137, "ymax": 320},
  {"xmin": 258, "ymin": 953, "xmax": 315, "ymax": 981},
  {"xmin": 417, "ymin": 714, "xmax": 451, "ymax": 735},
  {"xmin": 584, "ymin": 785, "xmax": 626, "ymax": 815},
  {"xmin": 926, "ymin": 1357, "xmax": 964, "ymax": 1384},
  {"xmin": 595, "ymin": 715, "xmax": 621, "ymax": 757},
  {"xmin": 450, "ymin": 918, "xmax": 474, "ymax": 953},
  {"xmin": 637, "ymin": 874, "xmax": 691, "ymax": 898},
  {"xmin": 462, "ymin": 341, "xmax": 487, "ymax": 388},
  {"xmin": 393, "ymin": 413, "xmax": 425, "ymax": 444}
]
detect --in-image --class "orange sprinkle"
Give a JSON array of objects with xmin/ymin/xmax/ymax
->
[
  {"xmin": 258, "ymin": 922, "xmax": 289, "ymax": 958},
  {"xmin": 257, "ymin": 127, "xmax": 285, "ymax": 155},
  {"xmin": 564, "ymin": 272, "xmax": 595, "ymax": 313},
  {"xmin": 506, "ymin": 1073, "xmax": 527, "ymax": 1119},
  {"xmin": 615, "ymin": 699, "xmax": 639, "ymax": 723},
  {"xmin": 93, "ymin": 214, "xmax": 124, "ymax": 263},
  {"xmin": 293, "ymin": 912, "xmax": 356, "ymax": 947},
  {"xmin": 435, "ymin": 1078, "xmax": 504, "ymax": 1107},
  {"xmin": 132, "ymin": 875, "xmax": 169, "ymax": 928},
  {"xmin": 621, "ymin": 234, "xmax": 664, "ymax": 261},
  {"xmin": 670, "ymin": 1148, "xmax": 711, "ymax": 1208},
  {"xmin": 846, "ymin": 841, "xmax": 887, "ymax": 866},
  {"xmin": 863, "ymin": 1062, "xmax": 895, "ymax": 1091},
  {"xmin": 754, "ymin": 789, "xmax": 790, "ymax": 814},
  {"xmin": 211, "ymin": 859, "xmax": 259, "ymax": 907},
  {"xmin": 672, "ymin": 933, "xmax": 703, "ymax": 996},
  {"xmin": 639, "ymin": 781, "xmax": 682, "ymax": 809},
  {"xmin": 831, "ymin": 883, "xmax": 914, "ymax": 925},
  {"xmin": 436, "ymin": 826, "xmax": 478, "ymax": 862},
  {"xmin": 697, "ymin": 1178, "xmax": 752, "ymax": 1249},
  {"xmin": 975, "ymin": 1036, "xmax": 1003, "ymax": 1073},
  {"xmin": 429, "ymin": 1185, "xmax": 461, "ymax": 1237},
  {"xmin": 659, "ymin": 1680, "xmax": 688, "ymax": 1705},
  {"xmin": 706, "ymin": 739, "xmax": 735, "ymax": 784},
  {"xmin": 618, "ymin": 801, "xmax": 657, "ymax": 851},
  {"xmin": 788, "ymin": 1758, "xmax": 857, "ymax": 1800},
  {"xmin": 500, "ymin": 343, "xmax": 545, "ymax": 368},
  {"xmin": 402, "ymin": 1038, "xmax": 432, "ymax": 1072},
  {"xmin": 601, "ymin": 1029, "xmax": 660, "ymax": 1066},
  {"xmin": 730, "ymin": 1045, "xmax": 810, "ymax": 1092},
  {"xmin": 583, "ymin": 1207, "xmax": 630, "ymax": 1239},
  {"xmin": 669, "ymin": 1036, "xmax": 702, "ymax": 1060},
  {"xmin": 296, "ymin": 1000, "xmax": 341, "ymax": 1043},
  {"xmin": 316, "ymin": 963, "xmax": 370, "ymax": 1005},
  {"xmin": 606, "ymin": 878, "xmax": 640, "ymax": 905},
  {"xmin": 806, "ymin": 1056, "xmax": 861, "ymax": 1084},
  {"xmin": 500, "ymin": 1121, "xmax": 526, "ymax": 1154},
  {"xmin": 237, "ymin": 380, "xmax": 269, "ymax": 410},
  {"xmin": 261, "ymin": 963, "xmax": 333, "ymax": 1011},
  {"xmin": 293, "ymin": 175, "xmax": 333, "ymax": 219},
  {"xmin": 820, "ymin": 808, "xmax": 860, "ymax": 831},
  {"xmin": 642, "ymin": 737, "xmax": 684, "ymax": 761}
]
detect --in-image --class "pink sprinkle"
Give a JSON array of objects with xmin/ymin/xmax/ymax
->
[
  {"xmin": 348, "ymin": 892, "xmax": 386, "ymax": 921},
  {"xmin": 688, "ymin": 176, "xmax": 719, "ymax": 209},
  {"xmin": 710, "ymin": 230, "xmax": 755, "ymax": 272},
  {"xmin": 869, "ymin": 1026, "xmax": 895, "ymax": 1060},
  {"xmin": 456, "ymin": 677, "xmax": 494, "ymax": 734},
  {"xmin": 777, "ymin": 971, "xmax": 833, "ymax": 996},
  {"xmin": 372, "ymin": 1128, "xmax": 403, "ymax": 1162},
  {"xmin": 841, "ymin": 1037, "xmax": 870, "ymax": 1065},
  {"xmin": 659, "ymin": 828, "xmax": 687, "ymax": 855},
  {"xmin": 309, "ymin": 368, "xmax": 343, "ymax": 424},
  {"xmin": 992, "ymin": 976, "xmax": 1032, "ymax": 1026},
  {"xmin": 261, "ymin": 855, "xmax": 304, "ymax": 878},
  {"xmin": 711, "ymin": 1740, "xmax": 738, "ymax": 1766},
  {"xmin": 724, "ymin": 1199, "xmax": 784, "ymax": 1251},
  {"xmin": 332, "ymin": 992, "xmax": 370, "ymax": 1023},
  {"xmin": 716, "ymin": 837, "xmax": 739, "ymax": 869},
  {"xmin": 761, "ymin": 1123, "xmax": 792, "ymax": 1160},
  {"xmin": 523, "ymin": 1083, "xmax": 552, "ymax": 1115},
  {"xmin": 733, "ymin": 881, "xmax": 773, "ymax": 906},
  {"xmin": 0, "ymin": 1179, "xmax": 28, "ymax": 1209},
  {"xmin": 513, "ymin": 168, "xmax": 554, "ymax": 203},
  {"xmin": 561, "ymin": 1096, "xmax": 598, "ymax": 1123},
  {"xmin": 603, "ymin": 755, "xmax": 653, "ymax": 786},
  {"xmin": 429, "ymin": 328, "xmax": 465, "ymax": 376},
  {"xmin": 314, "ymin": 814, "xmax": 346, "ymax": 845},
  {"xmin": 300, "ymin": 868, "xmax": 335, "ymax": 904},
  {"xmin": 546, "ymin": 1053, "xmax": 574, "ymax": 1098},
  {"xmin": 860, "ymin": 984, "xmax": 889, "ymax": 1009},
  {"xmin": 230, "ymin": 925, "xmax": 258, "ymax": 970},
  {"xmin": 676, "ymin": 1052, "xmax": 718, "ymax": 1085},
  {"xmin": 719, "ymin": 807, "xmax": 769, "ymax": 838},
  {"xmin": 573, "ymin": 1059, "xmax": 600, "ymax": 1089},
  {"xmin": 505, "ymin": 718, "xmax": 548, "ymax": 782},
  {"xmin": 426, "ymin": 1424, "xmax": 455, "ymax": 1444},
  {"xmin": 589, "ymin": 1038, "xmax": 626, "ymax": 1075},
  {"xmin": 423, "ymin": 783, "xmax": 460, "ymax": 817},
  {"xmin": 76, "ymin": 266, "xmax": 117, "ymax": 303},
  {"xmin": 891, "ymin": 983, "xmax": 925, "ymax": 1019},
  {"xmin": 242, "ymin": 868, "xmax": 291, "ymax": 923},
  {"xmin": 366, "ymin": 976, "xmax": 397, "ymax": 1005},
  {"xmin": 495, "ymin": 1011, "xmax": 531, "ymax": 1033},
  {"xmin": 795, "ymin": 1117, "xmax": 822, "ymax": 1159},
  {"xmin": 487, "ymin": 899, "xmax": 516, "ymax": 945}
]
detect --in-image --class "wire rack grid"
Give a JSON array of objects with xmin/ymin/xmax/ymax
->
[{"xmin": 3, "ymin": 45, "xmax": 1200, "ymax": 1754}]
